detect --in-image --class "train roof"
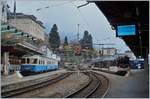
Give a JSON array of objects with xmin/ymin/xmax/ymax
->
[
  {"xmin": 22, "ymin": 55, "xmax": 43, "ymax": 59},
  {"xmin": 22, "ymin": 54, "xmax": 57, "ymax": 60}
]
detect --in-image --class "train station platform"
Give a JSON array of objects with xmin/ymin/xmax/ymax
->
[
  {"xmin": 92, "ymin": 69, "xmax": 149, "ymax": 98},
  {"xmin": 1, "ymin": 69, "xmax": 67, "ymax": 86}
]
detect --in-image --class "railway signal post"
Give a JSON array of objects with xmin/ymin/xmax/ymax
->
[{"xmin": 74, "ymin": 46, "xmax": 82, "ymax": 76}]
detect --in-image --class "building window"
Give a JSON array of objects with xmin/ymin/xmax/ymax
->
[{"xmin": 107, "ymin": 50, "xmax": 110, "ymax": 55}]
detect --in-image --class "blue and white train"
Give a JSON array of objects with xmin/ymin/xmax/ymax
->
[{"xmin": 20, "ymin": 55, "xmax": 59, "ymax": 74}]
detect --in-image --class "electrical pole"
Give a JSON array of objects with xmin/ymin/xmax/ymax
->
[
  {"xmin": 136, "ymin": 7, "xmax": 143, "ymax": 58},
  {"xmin": 77, "ymin": 24, "xmax": 80, "ymax": 41},
  {"xmin": 77, "ymin": 24, "xmax": 80, "ymax": 76},
  {"xmin": 14, "ymin": 0, "xmax": 16, "ymax": 26}
]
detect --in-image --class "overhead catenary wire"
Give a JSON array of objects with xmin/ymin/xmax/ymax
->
[
  {"xmin": 71, "ymin": 2, "xmax": 116, "ymax": 52},
  {"xmin": 35, "ymin": 1, "xmax": 116, "ymax": 49},
  {"xmin": 35, "ymin": 1, "xmax": 99, "ymax": 42},
  {"xmin": 70, "ymin": 2, "xmax": 112, "ymax": 45},
  {"xmin": 70, "ymin": 2, "xmax": 94, "ymax": 36},
  {"xmin": 36, "ymin": 1, "xmax": 76, "ymax": 11}
]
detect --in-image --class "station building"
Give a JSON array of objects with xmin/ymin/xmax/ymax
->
[
  {"xmin": 1, "ymin": 23, "xmax": 45, "ymax": 75},
  {"xmin": 1, "ymin": 10, "xmax": 61, "ymax": 75},
  {"xmin": 99, "ymin": 48, "xmax": 117, "ymax": 56},
  {"xmin": 8, "ymin": 13, "xmax": 45, "ymax": 41},
  {"xmin": 1, "ymin": 1, "xmax": 47, "ymax": 75}
]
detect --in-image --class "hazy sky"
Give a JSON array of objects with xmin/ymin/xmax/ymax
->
[{"xmin": 7, "ymin": 0, "xmax": 130, "ymax": 53}]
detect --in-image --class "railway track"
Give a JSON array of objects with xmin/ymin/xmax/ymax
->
[
  {"xmin": 2, "ymin": 72, "xmax": 72, "ymax": 98},
  {"xmin": 89, "ymin": 71, "xmax": 110, "ymax": 98},
  {"xmin": 65, "ymin": 71, "xmax": 110, "ymax": 98}
]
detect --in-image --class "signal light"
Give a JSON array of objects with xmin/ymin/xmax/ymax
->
[{"xmin": 75, "ymin": 47, "xmax": 81, "ymax": 56}]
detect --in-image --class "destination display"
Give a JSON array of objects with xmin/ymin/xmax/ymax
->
[{"xmin": 116, "ymin": 24, "xmax": 137, "ymax": 37}]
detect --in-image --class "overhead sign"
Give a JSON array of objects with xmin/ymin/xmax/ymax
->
[{"xmin": 116, "ymin": 24, "xmax": 137, "ymax": 37}]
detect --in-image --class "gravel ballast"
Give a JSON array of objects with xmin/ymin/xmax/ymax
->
[{"xmin": 13, "ymin": 72, "xmax": 90, "ymax": 98}]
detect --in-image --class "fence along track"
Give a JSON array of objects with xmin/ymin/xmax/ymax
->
[{"xmin": 2, "ymin": 72, "xmax": 72, "ymax": 98}]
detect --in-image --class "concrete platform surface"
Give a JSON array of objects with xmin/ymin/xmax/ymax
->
[
  {"xmin": 93, "ymin": 69, "xmax": 149, "ymax": 98},
  {"xmin": 1, "ymin": 69, "xmax": 67, "ymax": 86}
]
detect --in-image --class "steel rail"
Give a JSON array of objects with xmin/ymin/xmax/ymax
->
[
  {"xmin": 85, "ymin": 73, "xmax": 101, "ymax": 98},
  {"xmin": 65, "ymin": 71, "xmax": 110, "ymax": 98},
  {"xmin": 2, "ymin": 72, "xmax": 72, "ymax": 98},
  {"xmin": 64, "ymin": 72, "xmax": 93, "ymax": 98},
  {"xmin": 65, "ymin": 72, "xmax": 101, "ymax": 98},
  {"xmin": 89, "ymin": 71, "xmax": 110, "ymax": 98}
]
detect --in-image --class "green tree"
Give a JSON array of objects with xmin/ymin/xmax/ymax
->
[
  {"xmin": 88, "ymin": 34, "xmax": 93, "ymax": 49},
  {"xmin": 81, "ymin": 30, "xmax": 88, "ymax": 49},
  {"xmin": 80, "ymin": 30, "xmax": 93, "ymax": 49},
  {"xmin": 63, "ymin": 36, "xmax": 68, "ymax": 46},
  {"xmin": 49, "ymin": 24, "xmax": 60, "ymax": 50}
]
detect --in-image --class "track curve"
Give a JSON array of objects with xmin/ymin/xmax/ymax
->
[{"xmin": 65, "ymin": 71, "xmax": 110, "ymax": 98}]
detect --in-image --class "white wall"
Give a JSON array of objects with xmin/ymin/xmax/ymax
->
[
  {"xmin": 46, "ymin": 47, "xmax": 60, "ymax": 61},
  {"xmin": 103, "ymin": 48, "xmax": 116, "ymax": 56},
  {"xmin": 8, "ymin": 18, "xmax": 44, "ymax": 41}
]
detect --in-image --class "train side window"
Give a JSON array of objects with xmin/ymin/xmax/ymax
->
[
  {"xmin": 27, "ymin": 58, "xmax": 30, "ymax": 64},
  {"xmin": 21, "ymin": 58, "xmax": 25, "ymax": 64},
  {"xmin": 33, "ymin": 59, "xmax": 37, "ymax": 64}
]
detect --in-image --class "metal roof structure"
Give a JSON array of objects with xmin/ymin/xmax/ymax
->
[{"xmin": 93, "ymin": 1, "xmax": 149, "ymax": 58}]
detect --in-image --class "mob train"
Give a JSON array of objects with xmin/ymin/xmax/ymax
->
[{"xmin": 20, "ymin": 55, "xmax": 59, "ymax": 74}]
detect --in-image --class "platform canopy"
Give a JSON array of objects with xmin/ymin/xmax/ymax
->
[
  {"xmin": 1, "ymin": 22, "xmax": 45, "ymax": 57},
  {"xmin": 92, "ymin": 1, "xmax": 149, "ymax": 58}
]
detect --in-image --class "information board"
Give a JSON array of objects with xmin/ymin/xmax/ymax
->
[{"xmin": 116, "ymin": 24, "xmax": 137, "ymax": 37}]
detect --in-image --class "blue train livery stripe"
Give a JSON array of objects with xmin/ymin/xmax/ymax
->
[{"xmin": 20, "ymin": 64, "xmax": 58, "ymax": 73}]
